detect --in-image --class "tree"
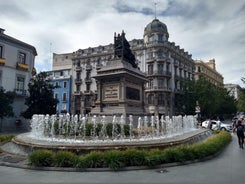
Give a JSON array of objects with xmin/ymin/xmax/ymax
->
[
  {"xmin": 0, "ymin": 87, "xmax": 15, "ymax": 131},
  {"xmin": 180, "ymin": 78, "xmax": 237, "ymax": 119},
  {"xmin": 237, "ymin": 88, "xmax": 245, "ymax": 112},
  {"xmin": 22, "ymin": 72, "xmax": 59, "ymax": 119}
]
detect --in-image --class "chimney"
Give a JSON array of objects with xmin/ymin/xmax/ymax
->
[
  {"xmin": 208, "ymin": 58, "xmax": 216, "ymax": 70},
  {"xmin": 0, "ymin": 28, "xmax": 5, "ymax": 34}
]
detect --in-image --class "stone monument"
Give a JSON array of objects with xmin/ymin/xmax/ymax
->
[{"xmin": 91, "ymin": 31, "xmax": 148, "ymax": 117}]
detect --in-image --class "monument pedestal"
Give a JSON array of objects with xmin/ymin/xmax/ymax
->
[{"xmin": 91, "ymin": 59, "xmax": 147, "ymax": 117}]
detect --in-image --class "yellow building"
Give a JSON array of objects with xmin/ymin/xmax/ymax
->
[{"xmin": 195, "ymin": 59, "xmax": 223, "ymax": 88}]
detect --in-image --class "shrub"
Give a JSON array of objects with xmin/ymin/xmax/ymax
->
[
  {"xmin": 27, "ymin": 131, "xmax": 231, "ymax": 169},
  {"xmin": 28, "ymin": 149, "xmax": 54, "ymax": 167},
  {"xmin": 96, "ymin": 123, "xmax": 103, "ymax": 136},
  {"xmin": 123, "ymin": 149, "xmax": 147, "ymax": 166},
  {"xmin": 123, "ymin": 124, "xmax": 130, "ymax": 136},
  {"xmin": 0, "ymin": 134, "xmax": 14, "ymax": 143},
  {"xmin": 85, "ymin": 123, "xmax": 93, "ymax": 136},
  {"xmin": 145, "ymin": 154, "xmax": 163, "ymax": 167},
  {"xmin": 76, "ymin": 155, "xmax": 87, "ymax": 168},
  {"xmin": 104, "ymin": 150, "xmax": 125, "ymax": 170},
  {"xmin": 54, "ymin": 151, "xmax": 78, "ymax": 167},
  {"xmin": 78, "ymin": 151, "xmax": 105, "ymax": 168},
  {"xmin": 106, "ymin": 123, "xmax": 113, "ymax": 137}
]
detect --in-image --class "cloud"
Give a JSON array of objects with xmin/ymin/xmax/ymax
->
[{"xmin": 1, "ymin": 0, "xmax": 244, "ymax": 87}]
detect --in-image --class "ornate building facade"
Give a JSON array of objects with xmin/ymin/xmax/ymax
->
[
  {"xmin": 0, "ymin": 28, "xmax": 37, "ymax": 130},
  {"xmin": 194, "ymin": 59, "xmax": 224, "ymax": 88},
  {"xmin": 70, "ymin": 19, "xmax": 195, "ymax": 116}
]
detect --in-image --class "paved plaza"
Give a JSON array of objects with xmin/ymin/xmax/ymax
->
[{"xmin": 0, "ymin": 133, "xmax": 244, "ymax": 184}]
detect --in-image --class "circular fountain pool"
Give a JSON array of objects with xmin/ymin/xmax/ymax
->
[{"xmin": 3, "ymin": 114, "xmax": 212, "ymax": 155}]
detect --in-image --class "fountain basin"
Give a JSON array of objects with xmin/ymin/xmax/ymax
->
[{"xmin": 9, "ymin": 129, "xmax": 211, "ymax": 155}]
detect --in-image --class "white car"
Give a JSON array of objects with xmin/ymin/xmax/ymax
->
[{"xmin": 202, "ymin": 120, "xmax": 232, "ymax": 131}]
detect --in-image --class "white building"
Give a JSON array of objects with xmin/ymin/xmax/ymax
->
[
  {"xmin": 0, "ymin": 28, "xmax": 37, "ymax": 131},
  {"xmin": 224, "ymin": 83, "xmax": 241, "ymax": 100},
  {"xmin": 53, "ymin": 19, "xmax": 195, "ymax": 116}
]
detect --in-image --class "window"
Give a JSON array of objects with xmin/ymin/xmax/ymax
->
[
  {"xmin": 158, "ymin": 64, "xmax": 163, "ymax": 74},
  {"xmin": 62, "ymin": 104, "xmax": 67, "ymax": 111},
  {"xmin": 86, "ymin": 84, "xmax": 90, "ymax": 91},
  {"xmin": 54, "ymin": 93, "xmax": 58, "ymax": 99},
  {"xmin": 148, "ymin": 94, "xmax": 154, "ymax": 105},
  {"xmin": 158, "ymin": 79, "xmax": 164, "ymax": 88},
  {"xmin": 63, "ymin": 81, "xmax": 67, "ymax": 88},
  {"xmin": 63, "ymin": 70, "xmax": 69, "ymax": 77},
  {"xmin": 166, "ymin": 63, "xmax": 170, "ymax": 72},
  {"xmin": 148, "ymin": 64, "xmax": 153, "ymax": 75},
  {"xmin": 198, "ymin": 66, "xmax": 201, "ymax": 72},
  {"xmin": 158, "ymin": 34, "xmax": 163, "ymax": 42},
  {"xmin": 149, "ymin": 35, "xmax": 154, "ymax": 43},
  {"xmin": 147, "ymin": 52, "xmax": 153, "ymax": 59},
  {"xmin": 18, "ymin": 52, "xmax": 26, "ymax": 63},
  {"xmin": 0, "ymin": 45, "xmax": 3, "ymax": 58},
  {"xmin": 16, "ymin": 76, "xmax": 24, "ymax": 90},
  {"xmin": 55, "ymin": 82, "xmax": 59, "ymax": 87},
  {"xmin": 156, "ymin": 50, "xmax": 163, "ymax": 58},
  {"xmin": 86, "ymin": 71, "xmax": 91, "ymax": 79},
  {"xmin": 158, "ymin": 94, "xmax": 165, "ymax": 105},
  {"xmin": 62, "ymin": 93, "xmax": 67, "ymax": 101},
  {"xmin": 149, "ymin": 79, "xmax": 153, "ymax": 89},
  {"xmin": 76, "ymin": 85, "xmax": 80, "ymax": 92},
  {"xmin": 76, "ymin": 72, "xmax": 81, "ymax": 79}
]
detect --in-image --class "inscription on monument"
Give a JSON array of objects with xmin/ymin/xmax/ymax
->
[{"xmin": 103, "ymin": 85, "xmax": 119, "ymax": 100}]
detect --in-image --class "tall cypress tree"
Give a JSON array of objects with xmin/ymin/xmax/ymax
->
[{"xmin": 22, "ymin": 72, "xmax": 58, "ymax": 119}]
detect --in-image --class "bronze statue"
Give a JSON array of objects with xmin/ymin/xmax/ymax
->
[{"xmin": 114, "ymin": 31, "xmax": 137, "ymax": 68}]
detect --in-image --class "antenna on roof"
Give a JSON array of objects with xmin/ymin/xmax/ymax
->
[{"xmin": 154, "ymin": 2, "xmax": 157, "ymax": 19}]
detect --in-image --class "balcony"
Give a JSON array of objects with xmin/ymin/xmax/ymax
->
[
  {"xmin": 84, "ymin": 90, "xmax": 93, "ymax": 95},
  {"xmin": 15, "ymin": 89, "xmax": 27, "ymax": 96},
  {"xmin": 16, "ymin": 62, "xmax": 29, "ymax": 71},
  {"xmin": 0, "ymin": 58, "xmax": 6, "ymax": 66},
  {"xmin": 75, "ymin": 66, "xmax": 82, "ymax": 71},
  {"xmin": 96, "ymin": 64, "xmax": 103, "ymax": 70},
  {"xmin": 147, "ymin": 70, "xmax": 171, "ymax": 77},
  {"xmin": 74, "ymin": 91, "xmax": 82, "ymax": 96},
  {"xmin": 75, "ymin": 79, "xmax": 82, "ymax": 84},
  {"xmin": 86, "ymin": 65, "xmax": 92, "ymax": 70},
  {"xmin": 145, "ymin": 86, "xmax": 171, "ymax": 92},
  {"xmin": 85, "ymin": 77, "xmax": 92, "ymax": 83}
]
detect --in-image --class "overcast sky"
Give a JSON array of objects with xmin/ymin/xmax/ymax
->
[{"xmin": 1, "ymin": 0, "xmax": 244, "ymax": 87}]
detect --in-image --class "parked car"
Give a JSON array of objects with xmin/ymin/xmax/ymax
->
[{"xmin": 202, "ymin": 120, "xmax": 233, "ymax": 131}]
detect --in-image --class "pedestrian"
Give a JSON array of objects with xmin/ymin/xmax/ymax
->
[
  {"xmin": 232, "ymin": 118, "xmax": 236, "ymax": 133},
  {"xmin": 236, "ymin": 120, "xmax": 244, "ymax": 149}
]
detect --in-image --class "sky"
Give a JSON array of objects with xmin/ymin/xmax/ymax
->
[{"xmin": 1, "ymin": 0, "xmax": 244, "ymax": 87}]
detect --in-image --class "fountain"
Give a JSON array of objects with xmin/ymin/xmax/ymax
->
[{"xmin": 5, "ymin": 114, "xmax": 212, "ymax": 156}]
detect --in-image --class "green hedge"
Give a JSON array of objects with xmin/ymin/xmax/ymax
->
[
  {"xmin": 0, "ymin": 134, "xmax": 15, "ymax": 143},
  {"xmin": 28, "ymin": 131, "xmax": 231, "ymax": 170},
  {"xmin": 0, "ymin": 134, "xmax": 15, "ymax": 153}
]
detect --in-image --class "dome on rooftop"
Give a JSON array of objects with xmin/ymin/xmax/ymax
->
[{"xmin": 144, "ymin": 19, "xmax": 169, "ymax": 37}]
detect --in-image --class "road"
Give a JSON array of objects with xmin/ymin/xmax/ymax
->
[{"xmin": 0, "ymin": 133, "xmax": 244, "ymax": 184}]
